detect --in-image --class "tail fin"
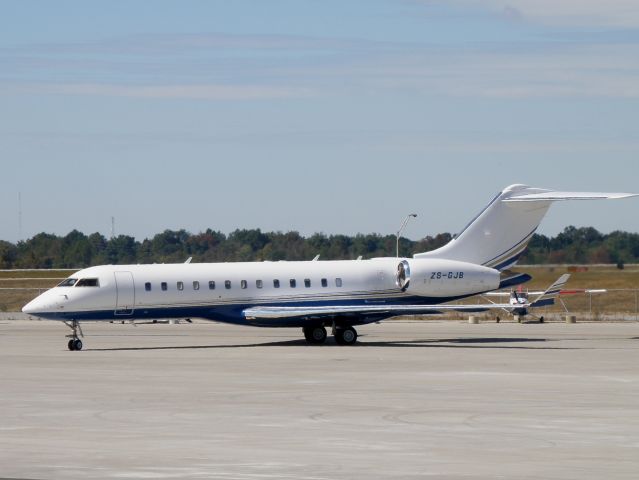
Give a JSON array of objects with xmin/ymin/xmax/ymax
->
[
  {"xmin": 414, "ymin": 184, "xmax": 637, "ymax": 271},
  {"xmin": 530, "ymin": 274, "xmax": 571, "ymax": 308}
]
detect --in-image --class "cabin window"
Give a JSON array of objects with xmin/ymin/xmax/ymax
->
[
  {"xmin": 273, "ymin": 279, "xmax": 280, "ymax": 288},
  {"xmin": 209, "ymin": 281, "xmax": 216, "ymax": 290},
  {"xmin": 177, "ymin": 281, "xmax": 184, "ymax": 291},
  {"xmin": 290, "ymin": 279, "xmax": 296, "ymax": 288},
  {"xmin": 241, "ymin": 280, "xmax": 248, "ymax": 289},
  {"xmin": 321, "ymin": 278, "xmax": 328, "ymax": 287},
  {"xmin": 193, "ymin": 281, "xmax": 200, "ymax": 290},
  {"xmin": 161, "ymin": 282, "xmax": 168, "ymax": 291},
  {"xmin": 335, "ymin": 277, "xmax": 343, "ymax": 287},
  {"xmin": 57, "ymin": 278, "xmax": 77, "ymax": 287},
  {"xmin": 256, "ymin": 280, "xmax": 263, "ymax": 289},
  {"xmin": 145, "ymin": 282, "xmax": 152, "ymax": 291},
  {"xmin": 304, "ymin": 279, "xmax": 311, "ymax": 288},
  {"xmin": 225, "ymin": 280, "xmax": 231, "ymax": 289},
  {"xmin": 76, "ymin": 278, "xmax": 99, "ymax": 287}
]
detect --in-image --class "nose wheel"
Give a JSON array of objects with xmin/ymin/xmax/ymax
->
[
  {"xmin": 64, "ymin": 320, "xmax": 84, "ymax": 351},
  {"xmin": 67, "ymin": 338, "xmax": 83, "ymax": 351}
]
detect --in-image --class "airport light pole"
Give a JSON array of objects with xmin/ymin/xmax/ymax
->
[{"xmin": 396, "ymin": 213, "xmax": 417, "ymax": 258}]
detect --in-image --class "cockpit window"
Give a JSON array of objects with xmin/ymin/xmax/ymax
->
[
  {"xmin": 58, "ymin": 278, "xmax": 78, "ymax": 287},
  {"xmin": 76, "ymin": 278, "xmax": 100, "ymax": 287}
]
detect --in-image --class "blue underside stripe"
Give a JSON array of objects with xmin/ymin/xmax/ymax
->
[{"xmin": 35, "ymin": 294, "xmax": 474, "ymax": 327}]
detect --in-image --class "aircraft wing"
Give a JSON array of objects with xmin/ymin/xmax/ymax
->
[
  {"xmin": 560, "ymin": 289, "xmax": 607, "ymax": 295},
  {"xmin": 484, "ymin": 274, "xmax": 573, "ymax": 298},
  {"xmin": 486, "ymin": 289, "xmax": 604, "ymax": 297},
  {"xmin": 484, "ymin": 291, "xmax": 544, "ymax": 297},
  {"xmin": 243, "ymin": 302, "xmax": 518, "ymax": 320},
  {"xmin": 484, "ymin": 290, "xmax": 574, "ymax": 297}
]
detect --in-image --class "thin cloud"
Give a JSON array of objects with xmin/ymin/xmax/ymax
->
[
  {"xmin": 418, "ymin": 0, "xmax": 639, "ymax": 27},
  {"xmin": 0, "ymin": 32, "xmax": 376, "ymax": 57},
  {"xmin": 2, "ymin": 29, "xmax": 638, "ymax": 101},
  {"xmin": 271, "ymin": 41, "xmax": 639, "ymax": 99},
  {"xmin": 9, "ymin": 83, "xmax": 314, "ymax": 101}
]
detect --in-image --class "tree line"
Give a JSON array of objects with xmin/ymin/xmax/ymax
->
[{"xmin": 0, "ymin": 226, "xmax": 637, "ymax": 269}]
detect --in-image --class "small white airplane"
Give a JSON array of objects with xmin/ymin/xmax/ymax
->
[
  {"xmin": 481, "ymin": 274, "xmax": 610, "ymax": 322},
  {"xmin": 479, "ymin": 274, "xmax": 572, "ymax": 322},
  {"xmin": 22, "ymin": 184, "xmax": 637, "ymax": 350}
]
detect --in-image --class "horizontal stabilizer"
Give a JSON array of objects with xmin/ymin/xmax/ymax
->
[{"xmin": 504, "ymin": 191, "xmax": 638, "ymax": 202}]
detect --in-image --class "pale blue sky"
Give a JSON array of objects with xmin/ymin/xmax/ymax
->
[{"xmin": 2, "ymin": 0, "xmax": 638, "ymax": 243}]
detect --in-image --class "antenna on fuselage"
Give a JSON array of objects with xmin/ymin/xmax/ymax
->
[
  {"xmin": 185, "ymin": 257, "xmax": 192, "ymax": 264},
  {"xmin": 312, "ymin": 254, "xmax": 320, "ymax": 261}
]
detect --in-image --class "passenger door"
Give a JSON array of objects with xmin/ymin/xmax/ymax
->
[{"xmin": 114, "ymin": 271, "xmax": 135, "ymax": 316}]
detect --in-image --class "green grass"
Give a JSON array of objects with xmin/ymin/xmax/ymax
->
[{"xmin": 515, "ymin": 264, "xmax": 639, "ymax": 291}]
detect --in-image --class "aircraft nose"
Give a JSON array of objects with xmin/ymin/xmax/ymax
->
[
  {"xmin": 22, "ymin": 293, "xmax": 59, "ymax": 317},
  {"xmin": 22, "ymin": 290, "xmax": 71, "ymax": 319},
  {"xmin": 22, "ymin": 297, "xmax": 42, "ymax": 315}
]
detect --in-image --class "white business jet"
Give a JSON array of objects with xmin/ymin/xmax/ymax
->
[{"xmin": 22, "ymin": 185, "xmax": 636, "ymax": 350}]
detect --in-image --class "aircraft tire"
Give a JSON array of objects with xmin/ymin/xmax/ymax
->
[
  {"xmin": 68, "ymin": 339, "xmax": 75, "ymax": 351},
  {"xmin": 335, "ymin": 326, "xmax": 357, "ymax": 346},
  {"xmin": 73, "ymin": 339, "xmax": 83, "ymax": 351},
  {"xmin": 303, "ymin": 326, "xmax": 327, "ymax": 345}
]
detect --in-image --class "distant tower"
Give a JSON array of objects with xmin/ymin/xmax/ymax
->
[
  {"xmin": 111, "ymin": 216, "xmax": 115, "ymax": 239},
  {"xmin": 18, "ymin": 192, "xmax": 22, "ymax": 241}
]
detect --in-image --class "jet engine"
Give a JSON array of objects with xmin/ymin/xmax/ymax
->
[{"xmin": 395, "ymin": 258, "xmax": 500, "ymax": 297}]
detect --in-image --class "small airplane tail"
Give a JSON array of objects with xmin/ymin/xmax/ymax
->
[
  {"xmin": 414, "ymin": 185, "xmax": 636, "ymax": 271},
  {"xmin": 530, "ymin": 274, "xmax": 571, "ymax": 308}
]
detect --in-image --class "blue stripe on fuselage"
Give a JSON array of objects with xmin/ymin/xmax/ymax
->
[{"xmin": 33, "ymin": 294, "xmax": 474, "ymax": 327}]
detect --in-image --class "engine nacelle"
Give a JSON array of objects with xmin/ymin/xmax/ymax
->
[{"xmin": 395, "ymin": 258, "xmax": 500, "ymax": 297}]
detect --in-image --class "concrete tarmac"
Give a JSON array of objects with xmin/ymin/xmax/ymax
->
[{"xmin": 1, "ymin": 319, "xmax": 639, "ymax": 479}]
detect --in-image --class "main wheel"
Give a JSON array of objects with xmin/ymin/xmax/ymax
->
[
  {"xmin": 335, "ymin": 326, "xmax": 358, "ymax": 346},
  {"xmin": 303, "ymin": 326, "xmax": 327, "ymax": 345},
  {"xmin": 68, "ymin": 339, "xmax": 75, "ymax": 351},
  {"xmin": 73, "ymin": 339, "xmax": 83, "ymax": 351}
]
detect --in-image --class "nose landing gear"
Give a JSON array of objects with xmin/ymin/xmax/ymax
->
[{"xmin": 64, "ymin": 320, "xmax": 84, "ymax": 351}]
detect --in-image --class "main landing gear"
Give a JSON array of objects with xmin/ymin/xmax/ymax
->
[
  {"xmin": 302, "ymin": 324, "xmax": 358, "ymax": 346},
  {"xmin": 334, "ymin": 326, "xmax": 358, "ymax": 346},
  {"xmin": 303, "ymin": 325, "xmax": 328, "ymax": 344},
  {"xmin": 65, "ymin": 320, "xmax": 84, "ymax": 351}
]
